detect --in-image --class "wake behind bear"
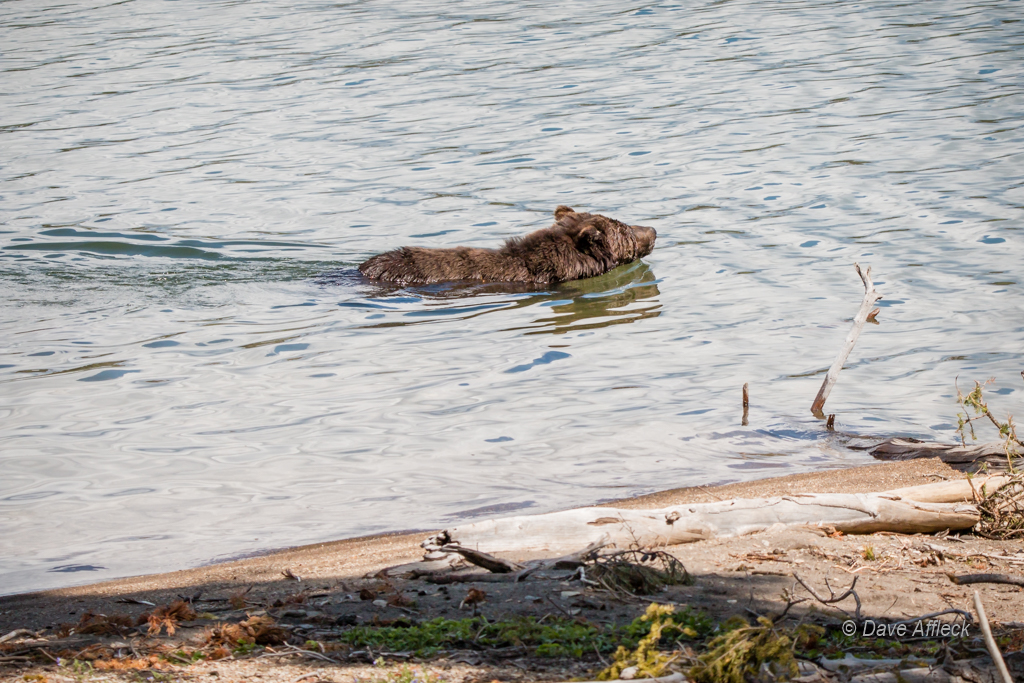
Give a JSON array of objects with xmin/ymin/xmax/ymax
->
[{"xmin": 358, "ymin": 206, "xmax": 656, "ymax": 285}]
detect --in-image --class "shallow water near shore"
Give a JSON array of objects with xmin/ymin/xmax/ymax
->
[{"xmin": 1, "ymin": 0, "xmax": 1022, "ymax": 596}]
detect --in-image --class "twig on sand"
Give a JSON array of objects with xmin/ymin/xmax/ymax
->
[
  {"xmin": 973, "ymin": 590, "xmax": 1013, "ymax": 683},
  {"xmin": 811, "ymin": 263, "xmax": 882, "ymax": 417},
  {"xmin": 793, "ymin": 573, "xmax": 862, "ymax": 621},
  {"xmin": 260, "ymin": 645, "xmax": 337, "ymax": 663},
  {"xmin": 777, "ymin": 580, "xmax": 810, "ymax": 620},
  {"xmin": 0, "ymin": 629, "xmax": 35, "ymax": 644},
  {"xmin": 950, "ymin": 573, "xmax": 1024, "ymax": 588}
]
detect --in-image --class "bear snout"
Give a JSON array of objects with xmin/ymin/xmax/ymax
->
[{"xmin": 633, "ymin": 225, "xmax": 657, "ymax": 257}]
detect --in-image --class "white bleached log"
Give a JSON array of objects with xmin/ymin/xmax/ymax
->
[
  {"xmin": 424, "ymin": 493, "xmax": 979, "ymax": 556},
  {"xmin": 883, "ymin": 475, "xmax": 1011, "ymax": 503}
]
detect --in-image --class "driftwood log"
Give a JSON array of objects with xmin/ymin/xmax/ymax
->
[
  {"xmin": 420, "ymin": 478, "xmax": 1007, "ymax": 558},
  {"xmin": 860, "ymin": 437, "xmax": 1013, "ymax": 472},
  {"xmin": 811, "ymin": 263, "xmax": 882, "ymax": 416},
  {"xmin": 884, "ymin": 475, "xmax": 1011, "ymax": 503},
  {"xmin": 424, "ymin": 493, "xmax": 979, "ymax": 556}
]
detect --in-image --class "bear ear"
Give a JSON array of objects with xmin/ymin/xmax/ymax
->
[
  {"xmin": 554, "ymin": 205, "xmax": 576, "ymax": 220},
  {"xmin": 575, "ymin": 224, "xmax": 611, "ymax": 262}
]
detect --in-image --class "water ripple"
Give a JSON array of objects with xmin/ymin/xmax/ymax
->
[{"xmin": 1, "ymin": 0, "xmax": 1022, "ymax": 595}]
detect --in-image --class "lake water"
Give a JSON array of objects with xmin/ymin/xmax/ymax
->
[{"xmin": 2, "ymin": 0, "xmax": 1022, "ymax": 596}]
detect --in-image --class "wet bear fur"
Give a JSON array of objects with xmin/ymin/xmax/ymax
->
[{"xmin": 358, "ymin": 206, "xmax": 656, "ymax": 285}]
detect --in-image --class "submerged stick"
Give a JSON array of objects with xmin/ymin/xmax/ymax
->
[
  {"xmin": 811, "ymin": 263, "xmax": 883, "ymax": 416},
  {"xmin": 742, "ymin": 383, "xmax": 749, "ymax": 426}
]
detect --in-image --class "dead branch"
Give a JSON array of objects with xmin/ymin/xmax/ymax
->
[
  {"xmin": 583, "ymin": 548, "xmax": 691, "ymax": 597},
  {"xmin": 949, "ymin": 573, "xmax": 1024, "ymax": 588},
  {"xmin": 537, "ymin": 536, "xmax": 612, "ymax": 570},
  {"xmin": 793, "ymin": 573, "xmax": 862, "ymax": 621},
  {"xmin": 440, "ymin": 544, "xmax": 523, "ymax": 573},
  {"xmin": 424, "ymin": 538, "xmax": 612, "ymax": 584},
  {"xmin": 973, "ymin": 591, "xmax": 1014, "ymax": 683},
  {"xmin": 777, "ymin": 581, "xmax": 810, "ymax": 620},
  {"xmin": 0, "ymin": 629, "xmax": 36, "ymax": 644},
  {"xmin": 811, "ymin": 263, "xmax": 882, "ymax": 416}
]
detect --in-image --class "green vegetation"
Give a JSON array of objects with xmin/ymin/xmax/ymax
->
[
  {"xmin": 956, "ymin": 377, "xmax": 1022, "ymax": 465},
  {"xmin": 689, "ymin": 617, "xmax": 797, "ymax": 683},
  {"xmin": 338, "ymin": 607, "xmax": 714, "ymax": 658},
  {"xmin": 43, "ymin": 603, "xmax": 986, "ymax": 682},
  {"xmin": 335, "ymin": 605, "xmax": 974, "ymax": 676},
  {"xmin": 598, "ymin": 603, "xmax": 686, "ymax": 680}
]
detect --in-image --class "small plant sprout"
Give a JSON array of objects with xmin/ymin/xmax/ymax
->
[{"xmin": 955, "ymin": 377, "xmax": 1022, "ymax": 470}]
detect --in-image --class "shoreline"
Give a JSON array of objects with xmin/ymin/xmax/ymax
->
[
  {"xmin": 0, "ymin": 457, "xmax": 964, "ymax": 614},
  {"xmin": 3, "ymin": 457, "xmax": 1022, "ymax": 683}
]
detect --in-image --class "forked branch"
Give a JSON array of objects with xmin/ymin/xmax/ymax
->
[{"xmin": 811, "ymin": 263, "xmax": 883, "ymax": 416}]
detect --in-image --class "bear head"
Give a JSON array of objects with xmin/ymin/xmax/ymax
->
[{"xmin": 553, "ymin": 205, "xmax": 657, "ymax": 271}]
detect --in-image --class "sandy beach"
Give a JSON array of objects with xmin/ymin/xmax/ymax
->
[{"xmin": 2, "ymin": 458, "xmax": 1022, "ymax": 683}]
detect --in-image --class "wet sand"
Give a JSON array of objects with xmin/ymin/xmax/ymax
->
[
  {"xmin": 3, "ymin": 458, "xmax": 1022, "ymax": 683},
  {"xmin": 0, "ymin": 458, "xmax": 977, "ymax": 630}
]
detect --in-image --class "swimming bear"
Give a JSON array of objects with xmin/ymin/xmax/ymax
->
[{"xmin": 358, "ymin": 206, "xmax": 656, "ymax": 285}]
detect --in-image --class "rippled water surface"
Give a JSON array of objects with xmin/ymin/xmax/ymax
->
[{"xmin": 2, "ymin": 0, "xmax": 1023, "ymax": 595}]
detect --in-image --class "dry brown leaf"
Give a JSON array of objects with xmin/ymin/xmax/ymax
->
[
  {"xmin": 203, "ymin": 614, "xmax": 288, "ymax": 648},
  {"xmin": 74, "ymin": 612, "xmax": 135, "ymax": 636},
  {"xmin": 142, "ymin": 600, "xmax": 197, "ymax": 636}
]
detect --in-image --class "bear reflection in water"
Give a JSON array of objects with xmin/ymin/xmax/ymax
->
[
  {"xmin": 347, "ymin": 260, "xmax": 662, "ymax": 336},
  {"xmin": 358, "ymin": 206, "xmax": 656, "ymax": 285}
]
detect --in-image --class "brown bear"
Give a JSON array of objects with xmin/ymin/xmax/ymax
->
[{"xmin": 358, "ymin": 206, "xmax": 656, "ymax": 285}]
